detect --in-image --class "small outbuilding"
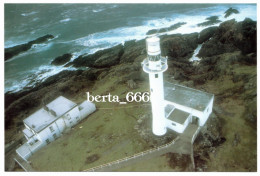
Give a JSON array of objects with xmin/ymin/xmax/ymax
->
[{"xmin": 164, "ymin": 82, "xmax": 214, "ymax": 133}]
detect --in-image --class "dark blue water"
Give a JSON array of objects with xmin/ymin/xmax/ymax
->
[{"xmin": 4, "ymin": 4, "xmax": 256, "ymax": 93}]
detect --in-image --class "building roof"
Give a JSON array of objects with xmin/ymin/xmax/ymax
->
[
  {"xmin": 24, "ymin": 96, "xmax": 77, "ymax": 133},
  {"xmin": 168, "ymin": 108, "xmax": 190, "ymax": 125},
  {"xmin": 16, "ymin": 143, "xmax": 32, "ymax": 160},
  {"xmin": 23, "ymin": 128, "xmax": 34, "ymax": 138},
  {"xmin": 164, "ymin": 82, "xmax": 214, "ymax": 112}
]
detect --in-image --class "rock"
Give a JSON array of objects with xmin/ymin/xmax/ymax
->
[
  {"xmin": 198, "ymin": 18, "xmax": 256, "ymax": 58},
  {"xmin": 217, "ymin": 18, "xmax": 256, "ymax": 55},
  {"xmin": 127, "ymin": 79, "xmax": 137, "ymax": 89},
  {"xmin": 198, "ymin": 26, "xmax": 218, "ymax": 44},
  {"xmin": 197, "ymin": 16, "xmax": 221, "ymax": 27},
  {"xmin": 158, "ymin": 28, "xmax": 167, "ymax": 33},
  {"xmin": 5, "ymin": 34, "xmax": 54, "ymax": 61},
  {"xmin": 85, "ymin": 154, "xmax": 100, "ymax": 164},
  {"xmin": 235, "ymin": 18, "xmax": 256, "ymax": 54},
  {"xmin": 161, "ymin": 33, "xmax": 199, "ymax": 60},
  {"xmin": 120, "ymin": 40, "xmax": 145, "ymax": 63},
  {"xmin": 146, "ymin": 29, "xmax": 158, "ymax": 35},
  {"xmin": 146, "ymin": 22, "xmax": 186, "ymax": 35},
  {"xmin": 224, "ymin": 7, "xmax": 239, "ymax": 18},
  {"xmin": 197, "ymin": 38, "xmax": 238, "ymax": 57},
  {"xmin": 51, "ymin": 53, "xmax": 72, "ymax": 66},
  {"xmin": 168, "ymin": 22, "xmax": 187, "ymax": 31},
  {"xmin": 70, "ymin": 44, "xmax": 124, "ymax": 68}
]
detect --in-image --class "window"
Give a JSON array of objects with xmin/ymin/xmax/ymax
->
[
  {"xmin": 172, "ymin": 122, "xmax": 176, "ymax": 126},
  {"xmin": 49, "ymin": 126, "xmax": 55, "ymax": 133},
  {"xmin": 155, "ymin": 74, "xmax": 158, "ymax": 78},
  {"xmin": 53, "ymin": 133, "xmax": 57, "ymax": 139},
  {"xmin": 76, "ymin": 116, "xmax": 79, "ymax": 119},
  {"xmin": 29, "ymin": 142, "xmax": 34, "ymax": 146},
  {"xmin": 46, "ymin": 139, "xmax": 50, "ymax": 144}
]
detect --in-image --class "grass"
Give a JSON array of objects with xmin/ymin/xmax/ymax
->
[{"xmin": 29, "ymin": 74, "xmax": 157, "ymax": 171}]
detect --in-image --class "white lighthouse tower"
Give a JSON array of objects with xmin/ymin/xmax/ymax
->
[{"xmin": 142, "ymin": 36, "xmax": 168, "ymax": 136}]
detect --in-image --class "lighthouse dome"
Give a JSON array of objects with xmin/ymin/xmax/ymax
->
[{"xmin": 146, "ymin": 36, "xmax": 161, "ymax": 56}]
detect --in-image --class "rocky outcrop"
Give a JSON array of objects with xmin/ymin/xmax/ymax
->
[
  {"xmin": 120, "ymin": 40, "xmax": 146, "ymax": 63},
  {"xmin": 5, "ymin": 34, "xmax": 54, "ymax": 61},
  {"xmin": 198, "ymin": 18, "xmax": 256, "ymax": 57},
  {"xmin": 51, "ymin": 53, "xmax": 72, "ymax": 66},
  {"xmin": 197, "ymin": 16, "xmax": 221, "ymax": 27},
  {"xmin": 68, "ymin": 44, "xmax": 124, "ymax": 68},
  {"xmin": 224, "ymin": 7, "xmax": 239, "ymax": 18},
  {"xmin": 161, "ymin": 33, "xmax": 199, "ymax": 60},
  {"xmin": 198, "ymin": 26, "xmax": 218, "ymax": 44},
  {"xmin": 146, "ymin": 22, "xmax": 187, "ymax": 35}
]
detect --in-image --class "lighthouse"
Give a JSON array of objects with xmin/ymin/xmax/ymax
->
[{"xmin": 142, "ymin": 36, "xmax": 168, "ymax": 136}]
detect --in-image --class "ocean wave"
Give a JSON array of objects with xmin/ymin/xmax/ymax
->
[
  {"xmin": 5, "ymin": 64, "xmax": 79, "ymax": 93},
  {"xmin": 21, "ymin": 11, "xmax": 38, "ymax": 16},
  {"xmin": 6, "ymin": 4, "xmax": 256, "ymax": 93},
  {"xmin": 5, "ymin": 42, "xmax": 54, "ymax": 63},
  {"xmin": 32, "ymin": 17, "xmax": 40, "ymax": 22},
  {"xmin": 92, "ymin": 9, "xmax": 104, "ymax": 13},
  {"xmin": 60, "ymin": 18, "xmax": 71, "ymax": 23},
  {"xmin": 63, "ymin": 4, "xmax": 256, "ymax": 57}
]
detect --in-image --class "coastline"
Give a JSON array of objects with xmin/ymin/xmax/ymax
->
[{"xmin": 5, "ymin": 16, "xmax": 257, "ymax": 171}]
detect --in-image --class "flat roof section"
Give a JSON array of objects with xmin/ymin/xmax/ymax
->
[
  {"xmin": 16, "ymin": 143, "xmax": 32, "ymax": 160},
  {"xmin": 24, "ymin": 108, "xmax": 58, "ymax": 133},
  {"xmin": 23, "ymin": 128, "xmax": 34, "ymax": 138},
  {"xmin": 24, "ymin": 96, "xmax": 77, "ymax": 133},
  {"xmin": 168, "ymin": 108, "xmax": 190, "ymax": 125},
  {"xmin": 164, "ymin": 82, "xmax": 214, "ymax": 112},
  {"xmin": 46, "ymin": 96, "xmax": 77, "ymax": 117}
]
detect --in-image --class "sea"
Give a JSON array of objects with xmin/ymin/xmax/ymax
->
[{"xmin": 4, "ymin": 4, "xmax": 256, "ymax": 93}]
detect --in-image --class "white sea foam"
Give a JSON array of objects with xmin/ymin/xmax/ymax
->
[
  {"xmin": 189, "ymin": 44, "xmax": 202, "ymax": 62},
  {"xmin": 6, "ymin": 4, "xmax": 256, "ymax": 93},
  {"xmin": 60, "ymin": 4, "xmax": 256, "ymax": 60},
  {"xmin": 5, "ymin": 42, "xmax": 54, "ymax": 63},
  {"xmin": 5, "ymin": 64, "xmax": 78, "ymax": 93},
  {"xmin": 21, "ymin": 11, "xmax": 38, "ymax": 16},
  {"xmin": 32, "ymin": 17, "xmax": 40, "ymax": 22},
  {"xmin": 4, "ymin": 40, "xmax": 25, "ymax": 48},
  {"xmin": 60, "ymin": 18, "xmax": 71, "ymax": 23},
  {"xmin": 92, "ymin": 9, "xmax": 104, "ymax": 13}
]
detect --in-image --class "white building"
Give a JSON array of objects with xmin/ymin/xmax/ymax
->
[
  {"xmin": 16, "ymin": 96, "xmax": 96, "ymax": 161},
  {"xmin": 142, "ymin": 36, "xmax": 214, "ymax": 135}
]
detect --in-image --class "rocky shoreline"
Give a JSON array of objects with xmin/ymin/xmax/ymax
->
[
  {"xmin": 5, "ymin": 17, "xmax": 256, "ymax": 171},
  {"xmin": 4, "ymin": 34, "xmax": 54, "ymax": 61}
]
